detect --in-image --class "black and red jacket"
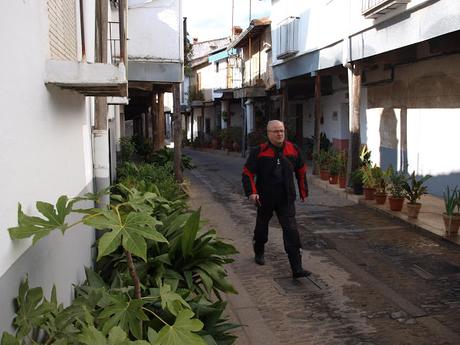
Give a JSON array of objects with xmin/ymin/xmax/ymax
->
[{"xmin": 242, "ymin": 141, "xmax": 308, "ymax": 203}]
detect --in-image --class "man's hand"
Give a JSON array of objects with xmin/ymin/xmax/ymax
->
[{"xmin": 249, "ymin": 194, "xmax": 261, "ymax": 206}]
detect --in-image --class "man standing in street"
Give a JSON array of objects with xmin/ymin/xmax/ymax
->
[{"xmin": 242, "ymin": 120, "xmax": 311, "ymax": 278}]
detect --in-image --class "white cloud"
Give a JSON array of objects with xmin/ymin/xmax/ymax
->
[{"xmin": 183, "ymin": 0, "xmax": 271, "ymax": 42}]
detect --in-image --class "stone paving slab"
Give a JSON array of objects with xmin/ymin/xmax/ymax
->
[{"xmin": 308, "ymin": 172, "xmax": 460, "ymax": 247}]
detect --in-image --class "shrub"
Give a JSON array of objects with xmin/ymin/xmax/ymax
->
[
  {"xmin": 3, "ymin": 185, "xmax": 239, "ymax": 344},
  {"xmin": 119, "ymin": 136, "xmax": 135, "ymax": 163}
]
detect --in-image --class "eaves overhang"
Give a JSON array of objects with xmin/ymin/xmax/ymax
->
[{"xmin": 228, "ymin": 18, "xmax": 271, "ymax": 50}]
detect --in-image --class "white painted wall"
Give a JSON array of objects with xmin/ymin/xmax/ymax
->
[
  {"xmin": 0, "ymin": 0, "xmax": 96, "ymax": 331},
  {"xmin": 362, "ymin": 54, "xmax": 460, "ymax": 196},
  {"xmin": 303, "ymin": 76, "xmax": 349, "ymax": 143},
  {"xmin": 128, "ymin": 0, "xmax": 183, "ymax": 62},
  {"xmin": 271, "ymin": 0, "xmax": 460, "ymax": 66}
]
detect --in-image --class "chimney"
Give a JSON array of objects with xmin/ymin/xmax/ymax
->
[
  {"xmin": 233, "ymin": 26, "xmax": 243, "ymax": 37},
  {"xmin": 193, "ymin": 37, "xmax": 198, "ymax": 44}
]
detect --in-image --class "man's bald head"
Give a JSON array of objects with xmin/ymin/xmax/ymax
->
[{"xmin": 267, "ymin": 120, "xmax": 285, "ymax": 147}]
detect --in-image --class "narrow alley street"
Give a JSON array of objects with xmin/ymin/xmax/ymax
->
[{"xmin": 185, "ymin": 148, "xmax": 460, "ymax": 345}]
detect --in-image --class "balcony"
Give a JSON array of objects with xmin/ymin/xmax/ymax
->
[
  {"xmin": 45, "ymin": 0, "xmax": 128, "ymax": 97},
  {"xmin": 362, "ymin": 0, "xmax": 410, "ymax": 19}
]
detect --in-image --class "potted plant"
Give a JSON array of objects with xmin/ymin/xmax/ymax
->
[
  {"xmin": 338, "ymin": 152, "xmax": 348, "ymax": 188},
  {"xmin": 402, "ymin": 171, "xmax": 431, "ymax": 218},
  {"xmin": 374, "ymin": 167, "xmax": 390, "ymax": 205},
  {"xmin": 328, "ymin": 151, "xmax": 340, "ymax": 184},
  {"xmin": 361, "ymin": 164, "xmax": 378, "ymax": 200},
  {"xmin": 388, "ymin": 167, "xmax": 406, "ymax": 211},
  {"xmin": 210, "ymin": 129, "xmax": 222, "ymax": 149},
  {"xmin": 442, "ymin": 186, "xmax": 460, "ymax": 235},
  {"xmin": 313, "ymin": 149, "xmax": 330, "ymax": 181}
]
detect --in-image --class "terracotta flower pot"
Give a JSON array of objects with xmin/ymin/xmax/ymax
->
[
  {"xmin": 406, "ymin": 203, "xmax": 422, "ymax": 218},
  {"xmin": 375, "ymin": 192, "xmax": 387, "ymax": 205},
  {"xmin": 320, "ymin": 169, "xmax": 330, "ymax": 181},
  {"xmin": 363, "ymin": 187, "xmax": 376, "ymax": 200},
  {"xmin": 338, "ymin": 176, "xmax": 347, "ymax": 188},
  {"xmin": 329, "ymin": 175, "xmax": 338, "ymax": 184},
  {"xmin": 442, "ymin": 213, "xmax": 460, "ymax": 235},
  {"xmin": 388, "ymin": 197, "xmax": 404, "ymax": 211}
]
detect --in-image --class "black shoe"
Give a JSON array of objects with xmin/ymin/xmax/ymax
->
[
  {"xmin": 255, "ymin": 253, "xmax": 265, "ymax": 265},
  {"xmin": 292, "ymin": 269, "xmax": 311, "ymax": 278}
]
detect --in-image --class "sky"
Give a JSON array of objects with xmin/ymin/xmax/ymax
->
[{"xmin": 183, "ymin": 0, "xmax": 271, "ymax": 42}]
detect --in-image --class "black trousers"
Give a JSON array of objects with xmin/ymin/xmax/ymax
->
[{"xmin": 253, "ymin": 198, "xmax": 302, "ymax": 259}]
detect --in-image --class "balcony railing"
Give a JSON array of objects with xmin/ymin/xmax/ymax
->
[{"xmin": 362, "ymin": 0, "xmax": 410, "ymax": 19}]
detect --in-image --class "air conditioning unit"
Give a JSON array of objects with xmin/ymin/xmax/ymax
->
[
  {"xmin": 276, "ymin": 16, "xmax": 299, "ymax": 60},
  {"xmin": 362, "ymin": 0, "xmax": 410, "ymax": 19}
]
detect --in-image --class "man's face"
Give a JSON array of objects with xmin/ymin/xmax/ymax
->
[{"xmin": 267, "ymin": 122, "xmax": 285, "ymax": 147}]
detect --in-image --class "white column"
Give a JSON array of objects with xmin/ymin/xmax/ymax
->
[
  {"xmin": 245, "ymin": 98, "xmax": 254, "ymax": 133},
  {"xmin": 221, "ymin": 100, "xmax": 229, "ymax": 129},
  {"xmin": 92, "ymin": 129, "xmax": 110, "ymax": 206}
]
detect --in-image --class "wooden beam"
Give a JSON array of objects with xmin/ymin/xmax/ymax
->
[
  {"xmin": 158, "ymin": 92, "xmax": 165, "ymax": 150},
  {"xmin": 281, "ymin": 80, "xmax": 288, "ymax": 123},
  {"xmin": 173, "ymin": 84, "xmax": 183, "ymax": 182},
  {"xmin": 313, "ymin": 75, "xmax": 321, "ymax": 175},
  {"xmin": 350, "ymin": 64, "xmax": 362, "ymax": 181}
]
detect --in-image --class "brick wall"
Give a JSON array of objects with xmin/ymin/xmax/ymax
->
[{"xmin": 48, "ymin": 0, "xmax": 77, "ymax": 60}]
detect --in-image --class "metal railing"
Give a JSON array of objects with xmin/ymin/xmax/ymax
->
[{"xmin": 108, "ymin": 21, "xmax": 121, "ymax": 65}]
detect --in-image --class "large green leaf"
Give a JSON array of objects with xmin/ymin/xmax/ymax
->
[
  {"xmin": 181, "ymin": 210, "xmax": 201, "ymax": 257},
  {"xmin": 9, "ymin": 196, "xmax": 75, "ymax": 244},
  {"xmin": 159, "ymin": 284, "xmax": 190, "ymax": 316},
  {"xmin": 98, "ymin": 294, "xmax": 148, "ymax": 340},
  {"xmin": 77, "ymin": 325, "xmax": 107, "ymax": 345},
  {"xmin": 197, "ymin": 263, "xmax": 236, "ymax": 294},
  {"xmin": 154, "ymin": 310, "xmax": 206, "ymax": 345},
  {"xmin": 14, "ymin": 278, "xmax": 51, "ymax": 338},
  {"xmin": 0, "ymin": 333, "xmax": 19, "ymax": 345},
  {"xmin": 85, "ymin": 210, "xmax": 166, "ymax": 261}
]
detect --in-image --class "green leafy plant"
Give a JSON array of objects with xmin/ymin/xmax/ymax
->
[
  {"xmin": 402, "ymin": 171, "xmax": 432, "ymax": 204},
  {"xmin": 312, "ymin": 149, "xmax": 330, "ymax": 171},
  {"xmin": 4, "ymin": 185, "xmax": 238, "ymax": 344},
  {"xmin": 359, "ymin": 145, "xmax": 372, "ymax": 167},
  {"xmin": 443, "ymin": 186, "xmax": 459, "ymax": 216},
  {"xmin": 117, "ymin": 162, "xmax": 186, "ymax": 201},
  {"xmin": 388, "ymin": 166, "xmax": 407, "ymax": 199},
  {"xmin": 119, "ymin": 137, "xmax": 136, "ymax": 163},
  {"xmin": 133, "ymin": 135, "xmax": 153, "ymax": 161},
  {"xmin": 328, "ymin": 151, "xmax": 340, "ymax": 176},
  {"xmin": 149, "ymin": 148, "xmax": 193, "ymax": 170},
  {"xmin": 338, "ymin": 152, "xmax": 347, "ymax": 177},
  {"xmin": 360, "ymin": 164, "xmax": 380, "ymax": 188},
  {"xmin": 375, "ymin": 167, "xmax": 391, "ymax": 194}
]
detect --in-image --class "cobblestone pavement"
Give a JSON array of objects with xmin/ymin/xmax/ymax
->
[{"xmin": 184, "ymin": 149, "xmax": 460, "ymax": 345}]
